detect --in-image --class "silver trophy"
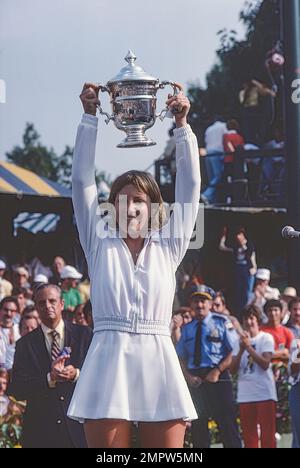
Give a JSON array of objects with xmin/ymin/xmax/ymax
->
[{"xmin": 97, "ymin": 50, "xmax": 181, "ymax": 148}]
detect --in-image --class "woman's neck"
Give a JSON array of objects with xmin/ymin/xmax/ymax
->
[{"xmin": 124, "ymin": 236, "xmax": 145, "ymax": 253}]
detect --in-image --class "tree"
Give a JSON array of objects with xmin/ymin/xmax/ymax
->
[
  {"xmin": 187, "ymin": 0, "xmax": 282, "ymax": 144},
  {"xmin": 6, "ymin": 123, "xmax": 111, "ymax": 189}
]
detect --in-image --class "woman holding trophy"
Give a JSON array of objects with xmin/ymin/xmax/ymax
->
[{"xmin": 68, "ymin": 79, "xmax": 201, "ymax": 448}]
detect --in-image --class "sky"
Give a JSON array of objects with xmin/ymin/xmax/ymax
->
[{"xmin": 0, "ymin": 0, "xmax": 247, "ymax": 180}]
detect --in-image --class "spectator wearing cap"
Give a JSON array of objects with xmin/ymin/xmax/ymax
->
[
  {"xmin": 287, "ymin": 297, "xmax": 300, "ymax": 340},
  {"xmin": 231, "ymin": 305, "xmax": 277, "ymax": 448},
  {"xmin": 0, "ymin": 260, "xmax": 13, "ymax": 300},
  {"xmin": 60, "ymin": 266, "xmax": 83, "ymax": 321},
  {"xmin": 176, "ymin": 285, "xmax": 241, "ymax": 448},
  {"xmin": 13, "ymin": 267, "xmax": 30, "ymax": 290},
  {"xmin": 248, "ymin": 268, "xmax": 280, "ymax": 323},
  {"xmin": 33, "ymin": 273, "xmax": 48, "ymax": 286},
  {"xmin": 219, "ymin": 226, "xmax": 257, "ymax": 320}
]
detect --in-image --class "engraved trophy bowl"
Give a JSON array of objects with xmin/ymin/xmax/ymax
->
[{"xmin": 97, "ymin": 50, "xmax": 181, "ymax": 148}]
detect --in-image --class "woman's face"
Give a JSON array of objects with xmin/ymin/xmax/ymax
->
[{"xmin": 115, "ymin": 184, "xmax": 151, "ymax": 238}]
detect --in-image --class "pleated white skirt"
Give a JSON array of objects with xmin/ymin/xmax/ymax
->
[{"xmin": 67, "ymin": 330, "xmax": 197, "ymax": 422}]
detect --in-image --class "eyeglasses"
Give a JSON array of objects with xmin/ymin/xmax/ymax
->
[{"xmin": 2, "ymin": 307, "xmax": 18, "ymax": 313}]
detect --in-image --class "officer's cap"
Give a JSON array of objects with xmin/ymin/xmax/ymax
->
[{"xmin": 190, "ymin": 284, "xmax": 215, "ymax": 301}]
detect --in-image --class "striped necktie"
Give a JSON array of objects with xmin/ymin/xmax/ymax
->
[{"xmin": 50, "ymin": 330, "xmax": 61, "ymax": 361}]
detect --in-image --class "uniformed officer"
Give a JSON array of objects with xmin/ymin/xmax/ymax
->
[{"xmin": 176, "ymin": 284, "xmax": 242, "ymax": 448}]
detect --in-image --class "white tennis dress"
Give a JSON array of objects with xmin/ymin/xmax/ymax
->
[{"xmin": 67, "ymin": 114, "xmax": 200, "ymax": 422}]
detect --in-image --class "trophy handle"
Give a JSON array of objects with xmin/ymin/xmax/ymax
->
[
  {"xmin": 96, "ymin": 84, "xmax": 114, "ymax": 124},
  {"xmin": 156, "ymin": 81, "xmax": 182, "ymax": 121}
]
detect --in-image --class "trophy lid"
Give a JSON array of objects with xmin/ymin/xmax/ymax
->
[{"xmin": 108, "ymin": 50, "xmax": 158, "ymax": 83}]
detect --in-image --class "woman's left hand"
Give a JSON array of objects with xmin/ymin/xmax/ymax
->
[{"xmin": 166, "ymin": 86, "xmax": 190, "ymax": 128}]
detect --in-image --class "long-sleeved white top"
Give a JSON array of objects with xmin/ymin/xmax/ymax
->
[{"xmin": 72, "ymin": 114, "xmax": 201, "ymax": 336}]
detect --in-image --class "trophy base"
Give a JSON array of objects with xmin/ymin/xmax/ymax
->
[
  {"xmin": 117, "ymin": 139, "xmax": 156, "ymax": 148},
  {"xmin": 117, "ymin": 127, "xmax": 156, "ymax": 148}
]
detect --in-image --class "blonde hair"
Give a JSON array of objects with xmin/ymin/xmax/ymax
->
[{"xmin": 108, "ymin": 170, "xmax": 165, "ymax": 230}]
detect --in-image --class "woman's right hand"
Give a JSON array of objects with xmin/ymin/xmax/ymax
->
[{"xmin": 80, "ymin": 82, "xmax": 100, "ymax": 116}]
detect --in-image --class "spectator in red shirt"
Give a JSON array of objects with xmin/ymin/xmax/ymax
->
[
  {"xmin": 261, "ymin": 299, "xmax": 294, "ymax": 363},
  {"xmin": 223, "ymin": 120, "xmax": 245, "ymax": 203},
  {"xmin": 261, "ymin": 299, "xmax": 294, "ymax": 434},
  {"xmin": 223, "ymin": 119, "xmax": 245, "ymax": 164}
]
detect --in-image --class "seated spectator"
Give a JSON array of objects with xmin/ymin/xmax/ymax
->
[
  {"xmin": 280, "ymin": 287, "xmax": 297, "ymax": 325},
  {"xmin": 261, "ymin": 128, "xmax": 285, "ymax": 198},
  {"xmin": 78, "ymin": 279, "xmax": 90, "ymax": 304},
  {"xmin": 201, "ymin": 116, "xmax": 226, "ymax": 204},
  {"xmin": 13, "ymin": 267, "xmax": 31, "ymax": 293},
  {"xmin": 22, "ymin": 305, "xmax": 41, "ymax": 324},
  {"xmin": 0, "ymin": 296, "xmax": 21, "ymax": 370},
  {"xmin": 231, "ymin": 305, "xmax": 277, "ymax": 448},
  {"xmin": 287, "ymin": 297, "xmax": 300, "ymax": 339},
  {"xmin": 19, "ymin": 315, "xmax": 39, "ymax": 337},
  {"xmin": 49, "ymin": 256, "xmax": 66, "ymax": 286},
  {"xmin": 82, "ymin": 300, "xmax": 93, "ymax": 329},
  {"xmin": 60, "ymin": 266, "xmax": 83, "ymax": 321},
  {"xmin": 0, "ymin": 260, "xmax": 13, "ymax": 300},
  {"xmin": 223, "ymin": 120, "xmax": 245, "ymax": 171},
  {"xmin": 0, "ymin": 368, "xmax": 10, "ymax": 418},
  {"xmin": 74, "ymin": 304, "xmax": 88, "ymax": 327},
  {"xmin": 212, "ymin": 292, "xmax": 243, "ymax": 335},
  {"xmin": 12, "ymin": 286, "xmax": 32, "ymax": 321},
  {"xmin": 32, "ymin": 273, "xmax": 48, "ymax": 289},
  {"xmin": 248, "ymin": 268, "xmax": 280, "ymax": 323},
  {"xmin": 171, "ymin": 307, "xmax": 193, "ymax": 344},
  {"xmin": 242, "ymin": 141, "xmax": 262, "ymax": 202}
]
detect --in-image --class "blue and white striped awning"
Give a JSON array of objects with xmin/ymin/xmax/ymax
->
[{"xmin": 13, "ymin": 212, "xmax": 60, "ymax": 235}]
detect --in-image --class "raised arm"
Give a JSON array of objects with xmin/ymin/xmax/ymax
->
[
  {"xmin": 72, "ymin": 83, "xmax": 101, "ymax": 258},
  {"xmin": 163, "ymin": 90, "xmax": 201, "ymax": 265}
]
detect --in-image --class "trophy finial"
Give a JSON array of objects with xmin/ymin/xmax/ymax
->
[{"xmin": 125, "ymin": 50, "xmax": 137, "ymax": 66}]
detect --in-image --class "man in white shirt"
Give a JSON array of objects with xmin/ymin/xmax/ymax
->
[
  {"xmin": 0, "ymin": 296, "xmax": 21, "ymax": 370},
  {"xmin": 202, "ymin": 117, "xmax": 226, "ymax": 204}
]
